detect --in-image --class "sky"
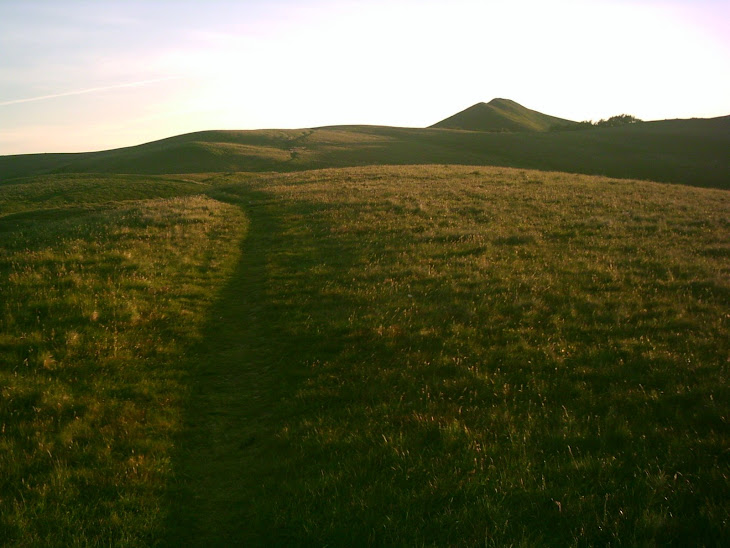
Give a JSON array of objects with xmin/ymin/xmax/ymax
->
[{"xmin": 1, "ymin": 0, "xmax": 729, "ymax": 155}]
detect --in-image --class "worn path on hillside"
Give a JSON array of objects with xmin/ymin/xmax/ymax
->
[{"xmin": 163, "ymin": 184, "xmax": 293, "ymax": 545}]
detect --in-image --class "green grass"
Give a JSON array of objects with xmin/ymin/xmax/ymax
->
[
  {"xmin": 2, "ymin": 115, "xmax": 729, "ymax": 189},
  {"xmin": 0, "ymin": 185, "xmax": 246, "ymax": 545},
  {"xmin": 2, "ymin": 165, "xmax": 729, "ymax": 545},
  {"xmin": 0, "ymin": 173, "xmax": 206, "ymax": 216},
  {"xmin": 430, "ymin": 98, "xmax": 577, "ymax": 132},
  {"xmin": 169, "ymin": 166, "xmax": 729, "ymax": 545}
]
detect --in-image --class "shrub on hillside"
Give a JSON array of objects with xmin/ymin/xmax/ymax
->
[
  {"xmin": 595, "ymin": 114, "xmax": 642, "ymax": 127},
  {"xmin": 551, "ymin": 114, "xmax": 642, "ymax": 131}
]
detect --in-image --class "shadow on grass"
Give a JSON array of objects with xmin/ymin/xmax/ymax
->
[
  {"xmin": 162, "ymin": 185, "xmax": 283, "ymax": 545},
  {"xmin": 162, "ymin": 183, "xmax": 358, "ymax": 545},
  {"xmin": 161, "ymin": 172, "xmax": 730, "ymax": 546}
]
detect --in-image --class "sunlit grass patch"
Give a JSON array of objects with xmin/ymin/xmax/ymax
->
[
  {"xmin": 0, "ymin": 173, "xmax": 206, "ymax": 216},
  {"xmin": 0, "ymin": 194, "xmax": 245, "ymax": 545}
]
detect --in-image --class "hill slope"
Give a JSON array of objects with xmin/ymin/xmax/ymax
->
[
  {"xmin": 429, "ymin": 98, "xmax": 578, "ymax": 132},
  {"xmin": 1, "ymin": 115, "xmax": 729, "ymax": 189},
  {"xmin": 3, "ymin": 165, "xmax": 729, "ymax": 545}
]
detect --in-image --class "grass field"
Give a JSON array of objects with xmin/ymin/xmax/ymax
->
[
  {"xmin": 1, "ymin": 165, "xmax": 729, "ymax": 545},
  {"xmin": 0, "ymin": 175, "xmax": 246, "ymax": 545},
  {"xmin": 2, "ymin": 115, "xmax": 729, "ymax": 189}
]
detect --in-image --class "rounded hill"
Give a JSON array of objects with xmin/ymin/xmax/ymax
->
[{"xmin": 430, "ymin": 98, "xmax": 578, "ymax": 132}]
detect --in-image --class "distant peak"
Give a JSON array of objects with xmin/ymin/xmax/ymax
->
[
  {"xmin": 487, "ymin": 98, "xmax": 520, "ymax": 106},
  {"xmin": 430, "ymin": 98, "xmax": 577, "ymax": 132}
]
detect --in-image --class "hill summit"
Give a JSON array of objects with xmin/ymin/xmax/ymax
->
[{"xmin": 430, "ymin": 98, "xmax": 577, "ymax": 132}]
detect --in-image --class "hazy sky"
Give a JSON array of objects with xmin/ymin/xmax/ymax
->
[{"xmin": 1, "ymin": 0, "xmax": 729, "ymax": 155}]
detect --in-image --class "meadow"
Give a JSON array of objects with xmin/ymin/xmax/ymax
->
[
  {"xmin": 0, "ymin": 175, "xmax": 246, "ymax": 545},
  {"xmin": 1, "ymin": 165, "xmax": 729, "ymax": 546},
  {"xmin": 2, "ymin": 114, "xmax": 729, "ymax": 189}
]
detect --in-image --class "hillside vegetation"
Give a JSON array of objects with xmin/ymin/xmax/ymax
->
[
  {"xmin": 2, "ymin": 166, "xmax": 728, "ymax": 546},
  {"xmin": 2, "ymin": 115, "xmax": 728, "ymax": 189},
  {"xmin": 430, "ymin": 98, "xmax": 577, "ymax": 132},
  {"xmin": 0, "ymin": 173, "xmax": 246, "ymax": 545}
]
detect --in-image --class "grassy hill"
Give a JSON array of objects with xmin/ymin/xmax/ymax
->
[
  {"xmin": 1, "ymin": 165, "xmax": 729, "ymax": 546},
  {"xmin": 1, "ymin": 100, "xmax": 729, "ymax": 545},
  {"xmin": 2, "ymin": 115, "xmax": 729, "ymax": 189},
  {"xmin": 429, "ymin": 98, "xmax": 578, "ymax": 132}
]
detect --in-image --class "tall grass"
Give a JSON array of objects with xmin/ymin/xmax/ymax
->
[
  {"xmin": 0, "ymin": 173, "xmax": 205, "ymax": 216},
  {"xmin": 172, "ymin": 165, "xmax": 730, "ymax": 545},
  {"xmin": 2, "ymin": 165, "xmax": 728, "ymax": 546},
  {"xmin": 0, "ymin": 193, "xmax": 245, "ymax": 546}
]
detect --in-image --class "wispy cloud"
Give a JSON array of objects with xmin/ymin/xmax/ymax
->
[{"xmin": 0, "ymin": 77, "xmax": 181, "ymax": 107}]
